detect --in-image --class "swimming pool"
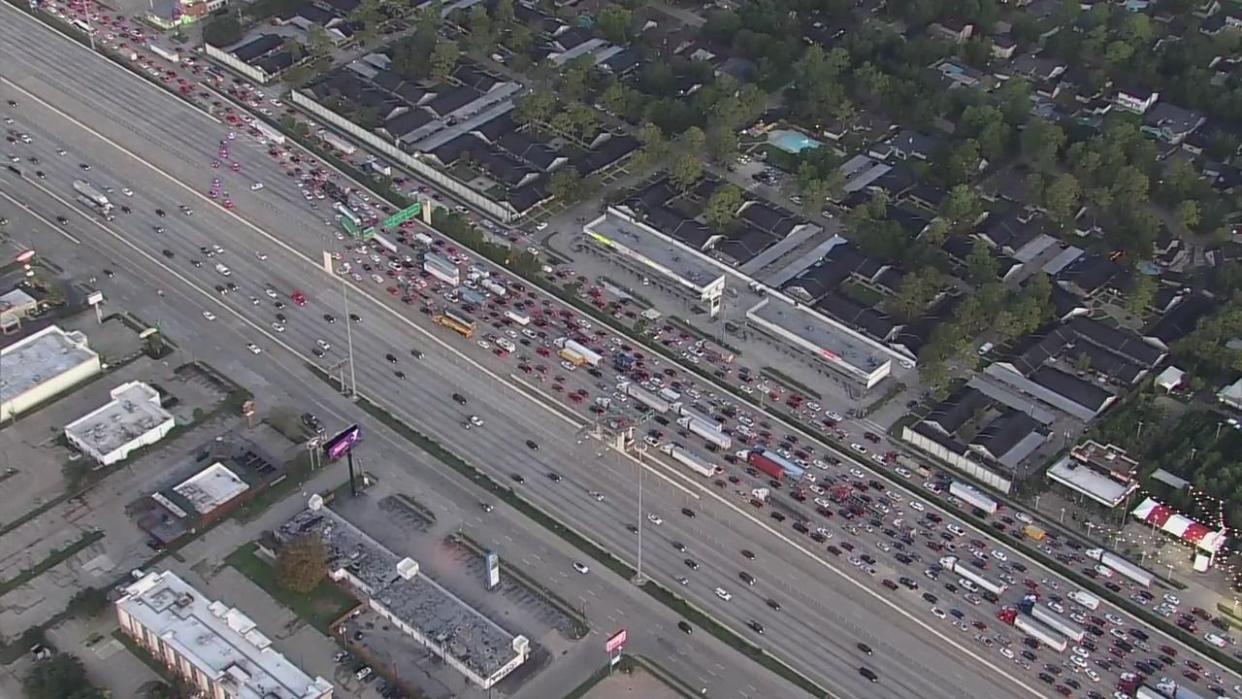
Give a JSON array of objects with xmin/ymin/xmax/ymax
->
[{"xmin": 769, "ymin": 129, "xmax": 824, "ymax": 154}]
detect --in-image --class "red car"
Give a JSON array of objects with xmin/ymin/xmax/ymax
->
[{"xmin": 291, "ymin": 291, "xmax": 306, "ymax": 306}]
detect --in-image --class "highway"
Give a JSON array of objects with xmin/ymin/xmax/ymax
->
[
  {"xmin": 0, "ymin": 14, "xmax": 1047, "ymax": 699},
  {"xmin": 0, "ymin": 193, "xmax": 807, "ymax": 699},
  {"xmin": 9, "ymin": 6, "xmax": 1238, "ymax": 697}
]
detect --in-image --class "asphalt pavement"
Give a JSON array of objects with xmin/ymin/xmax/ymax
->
[{"xmin": 6, "ymin": 8, "xmax": 1237, "ymax": 698}]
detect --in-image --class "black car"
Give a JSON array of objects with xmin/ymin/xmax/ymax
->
[
  {"xmin": 79, "ymin": 162, "xmax": 91, "ymax": 170},
  {"xmin": 190, "ymin": 259, "xmax": 202, "ymax": 267},
  {"xmin": 35, "ymin": 170, "xmax": 45, "ymax": 179},
  {"xmin": 681, "ymin": 507, "xmax": 695, "ymax": 518},
  {"xmin": 922, "ymin": 592, "xmax": 938, "ymax": 604},
  {"xmin": 739, "ymin": 571, "xmax": 755, "ymax": 585},
  {"xmin": 394, "ymin": 370, "xmax": 406, "ymax": 379},
  {"xmin": 748, "ymin": 620, "xmax": 764, "ymax": 635},
  {"xmin": 349, "ymin": 313, "xmax": 361, "ymax": 323},
  {"xmin": 510, "ymin": 473, "xmax": 525, "ymax": 484},
  {"xmin": 323, "ymin": 313, "xmax": 336, "ymax": 323},
  {"xmin": 857, "ymin": 642, "xmax": 872, "ymax": 655},
  {"xmin": 155, "ymin": 207, "xmax": 165, "ymax": 216},
  {"xmin": 385, "ymin": 353, "xmax": 397, "ymax": 363},
  {"xmin": 56, "ymin": 215, "xmax": 69, "ymax": 224},
  {"xmin": 766, "ymin": 598, "xmax": 781, "ymax": 610},
  {"xmin": 677, "ymin": 621, "xmax": 692, "ymax": 634},
  {"xmin": 546, "ymin": 472, "xmax": 561, "ymax": 482},
  {"xmin": 161, "ymin": 249, "xmax": 174, "ymax": 258},
  {"xmin": 452, "ymin": 393, "xmax": 467, "ymax": 404},
  {"xmin": 684, "ymin": 558, "xmax": 698, "ymax": 570},
  {"xmin": 1038, "ymin": 673, "xmax": 1054, "ymax": 684},
  {"xmin": 411, "ymin": 348, "xmax": 424, "ymax": 359},
  {"xmin": 525, "ymin": 440, "xmax": 539, "ymax": 450},
  {"xmin": 770, "ymin": 512, "xmax": 786, "ymax": 522},
  {"xmin": 671, "ymin": 541, "xmax": 686, "ymax": 552},
  {"xmin": 859, "ymin": 667, "xmax": 878, "ymax": 682}
]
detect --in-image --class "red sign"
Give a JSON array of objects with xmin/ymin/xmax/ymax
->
[
  {"xmin": 14, "ymin": 250, "xmax": 35, "ymax": 264},
  {"xmin": 605, "ymin": 629, "xmax": 627, "ymax": 653}
]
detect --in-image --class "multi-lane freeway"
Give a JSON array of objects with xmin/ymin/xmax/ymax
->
[{"xmin": 3, "ymin": 5, "xmax": 1239, "ymax": 698}]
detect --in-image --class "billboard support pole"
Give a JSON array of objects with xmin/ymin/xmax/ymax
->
[{"xmin": 347, "ymin": 450, "xmax": 357, "ymax": 496}]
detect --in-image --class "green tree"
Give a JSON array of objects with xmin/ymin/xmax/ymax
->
[
  {"xmin": 596, "ymin": 5, "xmax": 632, "ymax": 44},
  {"xmin": 966, "ymin": 238, "xmax": 999, "ymax": 286},
  {"xmin": 704, "ymin": 185, "xmax": 744, "ymax": 231},
  {"xmin": 941, "ymin": 184, "xmax": 981, "ymax": 230},
  {"xmin": 494, "ymin": 0, "xmax": 515, "ymax": 27},
  {"xmin": 669, "ymin": 127, "xmax": 706, "ymax": 190},
  {"xmin": 202, "ymin": 16, "xmax": 243, "ymax": 47},
  {"xmin": 307, "ymin": 25, "xmax": 334, "ymax": 60},
  {"xmin": 430, "ymin": 39, "xmax": 459, "ymax": 83},
  {"xmin": 1021, "ymin": 121, "xmax": 1066, "ymax": 172},
  {"xmin": 888, "ymin": 268, "xmax": 943, "ymax": 321},
  {"xmin": 706, "ymin": 126, "xmax": 739, "ymax": 164},
  {"xmin": 1127, "ymin": 273, "xmax": 1157, "ymax": 315},
  {"xmin": 1176, "ymin": 199, "xmax": 1201, "ymax": 231},
  {"xmin": 277, "ymin": 535, "xmax": 327, "ymax": 594},
  {"xmin": 549, "ymin": 167, "xmax": 584, "ymax": 202},
  {"xmin": 66, "ymin": 587, "xmax": 109, "ymax": 618},
  {"xmin": 23, "ymin": 654, "xmax": 99, "ymax": 699},
  {"xmin": 634, "ymin": 122, "xmax": 670, "ymax": 169},
  {"xmin": 1044, "ymin": 173, "xmax": 1081, "ymax": 227},
  {"xmin": 513, "ymin": 89, "xmax": 556, "ymax": 125},
  {"xmin": 922, "ymin": 218, "xmax": 950, "ymax": 246},
  {"xmin": 940, "ymin": 139, "xmax": 982, "ymax": 186},
  {"xmin": 465, "ymin": 5, "xmax": 494, "ymax": 53}
]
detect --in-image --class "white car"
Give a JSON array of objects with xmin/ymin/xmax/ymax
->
[
  {"xmin": 201, "ymin": 310, "xmax": 216, "ymax": 321},
  {"xmin": 1104, "ymin": 613, "xmax": 1123, "ymax": 625},
  {"xmin": 354, "ymin": 667, "xmax": 371, "ymax": 681},
  {"xmin": 316, "ymin": 339, "xmax": 331, "ymax": 351},
  {"xmin": 826, "ymin": 411, "xmax": 843, "ymax": 422},
  {"xmin": 255, "ymin": 251, "xmax": 268, "ymax": 260},
  {"xmin": 1014, "ymin": 511, "xmax": 1033, "ymax": 524},
  {"xmin": 849, "ymin": 443, "xmax": 867, "ymax": 454},
  {"xmin": 714, "ymin": 587, "xmax": 732, "ymax": 601},
  {"xmin": 1070, "ymin": 655, "xmax": 1088, "ymax": 668},
  {"xmin": 895, "ymin": 467, "xmax": 913, "ymax": 478},
  {"xmin": 271, "ymin": 322, "xmax": 285, "ymax": 333},
  {"xmin": 1085, "ymin": 669, "xmax": 1100, "ymax": 683},
  {"xmin": 250, "ymin": 182, "xmax": 264, "ymax": 190},
  {"xmin": 246, "ymin": 342, "xmax": 261, "ymax": 354},
  {"xmin": 1163, "ymin": 593, "xmax": 1181, "ymax": 606},
  {"xmin": 572, "ymin": 561, "xmax": 590, "ymax": 575},
  {"xmin": 1205, "ymin": 632, "xmax": 1228, "ymax": 648},
  {"xmin": 991, "ymin": 549, "xmax": 1007, "ymax": 561},
  {"xmin": 1000, "ymin": 647, "xmax": 1014, "ymax": 659},
  {"xmin": 909, "ymin": 500, "xmax": 925, "ymax": 512},
  {"xmin": 647, "ymin": 513, "xmax": 663, "ymax": 525},
  {"xmin": 931, "ymin": 607, "xmax": 946, "ymax": 619},
  {"xmin": 1047, "ymin": 601, "xmax": 1064, "ymax": 614},
  {"xmin": 264, "ymin": 288, "xmax": 278, "ymax": 299},
  {"xmin": 849, "ymin": 468, "xmax": 864, "ymax": 478},
  {"xmin": 121, "ymin": 187, "xmax": 133, "ymax": 196},
  {"xmin": 469, "ymin": 415, "xmax": 484, "ymax": 427},
  {"xmin": 535, "ymin": 221, "xmax": 549, "ymax": 231},
  {"xmin": 1072, "ymin": 646, "xmax": 1090, "ymax": 658}
]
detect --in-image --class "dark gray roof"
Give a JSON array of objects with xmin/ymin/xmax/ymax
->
[
  {"xmin": 1144, "ymin": 293, "xmax": 1216, "ymax": 348},
  {"xmin": 925, "ymin": 386, "xmax": 991, "ymax": 435},
  {"xmin": 296, "ymin": 4, "xmax": 334, "ymax": 24},
  {"xmin": 982, "ymin": 212, "xmax": 1046, "ymax": 252},
  {"xmin": 427, "ymin": 86, "xmax": 482, "ymax": 117},
  {"xmin": 1030, "ymin": 365, "xmax": 1114, "ymax": 413},
  {"xmin": 814, "ymin": 292, "xmax": 899, "ymax": 341},
  {"xmin": 429, "ymin": 133, "xmax": 482, "ymax": 166},
  {"xmin": 253, "ymin": 52, "xmax": 294, "ymax": 75},
  {"xmin": 972, "ymin": 410, "xmax": 1041, "ymax": 461},
  {"xmin": 232, "ymin": 34, "xmax": 283, "ymax": 62},
  {"xmin": 1065, "ymin": 317, "xmax": 1165, "ymax": 367},
  {"xmin": 645, "ymin": 207, "xmax": 714, "ymax": 249},
  {"xmin": 740, "ymin": 202, "xmax": 803, "ymax": 237},
  {"xmin": 714, "ymin": 224, "xmax": 779, "ymax": 264},
  {"xmin": 496, "ymin": 131, "xmax": 560, "ymax": 171},
  {"xmin": 574, "ymin": 134, "xmax": 639, "ymax": 174},
  {"xmin": 1055, "ymin": 253, "xmax": 1124, "ymax": 296},
  {"xmin": 476, "ymin": 149, "xmax": 537, "ymax": 188},
  {"xmin": 508, "ymin": 177, "xmax": 551, "ymax": 213},
  {"xmin": 384, "ymin": 109, "xmax": 433, "ymax": 139},
  {"xmin": 322, "ymin": 0, "xmax": 359, "ymax": 13},
  {"xmin": 452, "ymin": 62, "xmax": 499, "ymax": 93}
]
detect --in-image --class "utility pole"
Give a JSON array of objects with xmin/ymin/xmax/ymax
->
[
  {"xmin": 634, "ymin": 443, "xmax": 646, "ymax": 585},
  {"xmin": 342, "ymin": 276, "xmax": 357, "ymax": 398}
]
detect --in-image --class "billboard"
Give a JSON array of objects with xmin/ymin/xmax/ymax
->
[
  {"xmin": 485, "ymin": 551, "xmax": 500, "ymax": 590},
  {"xmin": 323, "ymin": 424, "xmax": 362, "ymax": 461},
  {"xmin": 605, "ymin": 629, "xmax": 627, "ymax": 654}
]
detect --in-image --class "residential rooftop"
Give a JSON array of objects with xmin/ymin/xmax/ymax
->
[
  {"xmin": 278, "ymin": 506, "xmax": 525, "ymax": 683},
  {"xmin": 0, "ymin": 325, "xmax": 99, "ymax": 405},
  {"xmin": 64, "ymin": 382, "xmax": 173, "ymax": 457},
  {"xmin": 117, "ymin": 570, "xmax": 333, "ymax": 699}
]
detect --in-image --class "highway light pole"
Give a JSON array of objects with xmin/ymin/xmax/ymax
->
[
  {"xmin": 634, "ymin": 443, "xmax": 646, "ymax": 585},
  {"xmin": 341, "ymin": 275, "xmax": 358, "ymax": 398}
]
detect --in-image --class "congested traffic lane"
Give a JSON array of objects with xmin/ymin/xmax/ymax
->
[
  {"xmin": 7, "ymin": 4, "xmax": 1232, "ymax": 695},
  {"xmin": 0, "ymin": 76, "xmax": 1041, "ymax": 699}
]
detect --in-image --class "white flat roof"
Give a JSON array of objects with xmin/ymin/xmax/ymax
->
[
  {"xmin": 117, "ymin": 570, "xmax": 332, "ymax": 699},
  {"xmin": 1047, "ymin": 455, "xmax": 1138, "ymax": 508},
  {"xmin": 745, "ymin": 297, "xmax": 891, "ymax": 381},
  {"xmin": 0, "ymin": 325, "xmax": 98, "ymax": 405},
  {"xmin": 64, "ymin": 382, "xmax": 173, "ymax": 457},
  {"xmin": 173, "ymin": 462, "xmax": 250, "ymax": 515},
  {"xmin": 585, "ymin": 211, "xmax": 726, "ymax": 295}
]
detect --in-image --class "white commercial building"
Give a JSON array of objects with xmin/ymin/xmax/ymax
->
[
  {"xmin": 583, "ymin": 209, "xmax": 727, "ymax": 316},
  {"xmin": 172, "ymin": 462, "xmax": 250, "ymax": 516},
  {"xmin": 280, "ymin": 500, "xmax": 530, "ymax": 689},
  {"xmin": 64, "ymin": 382, "xmax": 175, "ymax": 465},
  {"xmin": 0, "ymin": 325, "xmax": 102, "ymax": 421},
  {"xmin": 745, "ymin": 297, "xmax": 893, "ymax": 389},
  {"xmin": 117, "ymin": 570, "xmax": 333, "ymax": 699}
]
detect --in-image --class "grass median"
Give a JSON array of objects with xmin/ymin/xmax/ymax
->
[{"xmin": 224, "ymin": 542, "xmax": 356, "ymax": 633}]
